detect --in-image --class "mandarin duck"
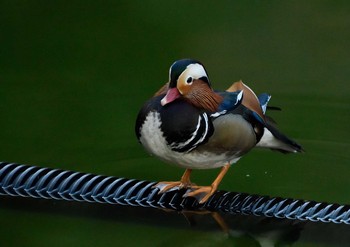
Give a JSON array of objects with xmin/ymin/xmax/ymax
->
[{"xmin": 135, "ymin": 59, "xmax": 303, "ymax": 203}]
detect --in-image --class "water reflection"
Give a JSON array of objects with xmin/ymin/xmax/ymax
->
[
  {"xmin": 183, "ymin": 212, "xmax": 304, "ymax": 246},
  {"xmin": 1, "ymin": 196, "xmax": 350, "ymax": 246}
]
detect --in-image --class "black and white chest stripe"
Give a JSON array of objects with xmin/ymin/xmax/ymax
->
[
  {"xmin": 169, "ymin": 112, "xmax": 211, "ymax": 152},
  {"xmin": 157, "ymin": 98, "xmax": 214, "ymax": 153},
  {"xmin": 136, "ymin": 95, "xmax": 215, "ymax": 154}
]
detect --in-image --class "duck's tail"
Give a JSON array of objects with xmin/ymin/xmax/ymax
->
[{"xmin": 256, "ymin": 93, "xmax": 304, "ymax": 153}]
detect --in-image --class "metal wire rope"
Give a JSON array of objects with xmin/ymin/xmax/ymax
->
[{"xmin": 1, "ymin": 162, "xmax": 350, "ymax": 224}]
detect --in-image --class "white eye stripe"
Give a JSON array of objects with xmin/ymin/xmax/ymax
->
[
  {"xmin": 185, "ymin": 63, "xmax": 207, "ymax": 80},
  {"xmin": 177, "ymin": 63, "xmax": 208, "ymax": 84}
]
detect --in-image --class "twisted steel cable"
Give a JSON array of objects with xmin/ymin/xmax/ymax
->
[{"xmin": 1, "ymin": 161, "xmax": 350, "ymax": 224}]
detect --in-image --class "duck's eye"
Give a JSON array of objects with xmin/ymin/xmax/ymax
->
[{"xmin": 186, "ymin": 77, "xmax": 193, "ymax": 84}]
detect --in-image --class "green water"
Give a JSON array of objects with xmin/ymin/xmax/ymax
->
[{"xmin": 1, "ymin": 1, "xmax": 350, "ymax": 246}]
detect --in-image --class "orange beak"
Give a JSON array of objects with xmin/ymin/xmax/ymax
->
[{"xmin": 161, "ymin": 88, "xmax": 181, "ymax": 106}]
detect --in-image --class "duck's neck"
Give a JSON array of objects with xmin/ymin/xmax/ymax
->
[{"xmin": 186, "ymin": 82, "xmax": 223, "ymax": 112}]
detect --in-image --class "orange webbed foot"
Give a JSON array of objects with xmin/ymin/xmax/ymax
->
[
  {"xmin": 153, "ymin": 169, "xmax": 194, "ymax": 193},
  {"xmin": 185, "ymin": 185, "xmax": 217, "ymax": 204},
  {"xmin": 185, "ymin": 164, "xmax": 231, "ymax": 204}
]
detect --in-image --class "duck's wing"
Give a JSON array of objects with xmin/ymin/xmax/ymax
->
[
  {"xmin": 226, "ymin": 80, "xmax": 265, "ymax": 122},
  {"xmin": 257, "ymin": 93, "xmax": 271, "ymax": 114},
  {"xmin": 212, "ymin": 90, "xmax": 243, "ymax": 117},
  {"xmin": 223, "ymin": 82, "xmax": 303, "ymax": 153}
]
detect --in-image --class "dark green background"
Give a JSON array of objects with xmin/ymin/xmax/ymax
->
[{"xmin": 1, "ymin": 1, "xmax": 349, "ymax": 246}]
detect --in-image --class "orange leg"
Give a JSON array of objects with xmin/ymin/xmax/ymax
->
[
  {"xmin": 154, "ymin": 169, "xmax": 194, "ymax": 193},
  {"xmin": 186, "ymin": 163, "xmax": 230, "ymax": 204}
]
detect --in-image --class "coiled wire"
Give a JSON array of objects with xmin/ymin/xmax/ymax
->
[{"xmin": 1, "ymin": 161, "xmax": 350, "ymax": 224}]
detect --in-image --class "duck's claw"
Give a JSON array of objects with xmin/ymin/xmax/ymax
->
[
  {"xmin": 154, "ymin": 169, "xmax": 194, "ymax": 194},
  {"xmin": 183, "ymin": 164, "xmax": 230, "ymax": 204},
  {"xmin": 153, "ymin": 181, "xmax": 196, "ymax": 193},
  {"xmin": 153, "ymin": 181, "xmax": 183, "ymax": 193},
  {"xmin": 185, "ymin": 185, "xmax": 216, "ymax": 204}
]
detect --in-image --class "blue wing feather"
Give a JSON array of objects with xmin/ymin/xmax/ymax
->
[
  {"xmin": 257, "ymin": 93, "xmax": 271, "ymax": 114},
  {"xmin": 217, "ymin": 90, "xmax": 243, "ymax": 112}
]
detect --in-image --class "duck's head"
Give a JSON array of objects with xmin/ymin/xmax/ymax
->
[{"xmin": 161, "ymin": 59, "xmax": 221, "ymax": 111}]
